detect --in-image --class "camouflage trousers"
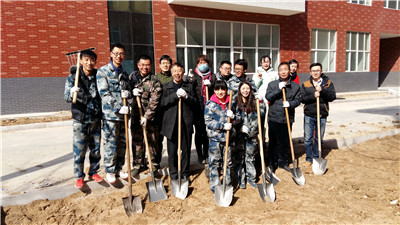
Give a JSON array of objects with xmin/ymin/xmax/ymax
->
[
  {"xmin": 72, "ymin": 119, "xmax": 101, "ymax": 179},
  {"xmin": 208, "ymin": 139, "xmax": 232, "ymax": 192},
  {"xmin": 131, "ymin": 121, "xmax": 160, "ymax": 170},
  {"xmin": 233, "ymin": 136, "xmax": 257, "ymax": 186},
  {"xmin": 102, "ymin": 120, "xmax": 126, "ymax": 173}
]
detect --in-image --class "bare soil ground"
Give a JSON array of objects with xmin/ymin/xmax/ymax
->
[
  {"xmin": 2, "ymin": 134, "xmax": 399, "ymax": 224},
  {"xmin": 1, "ymin": 111, "xmax": 71, "ymax": 126}
]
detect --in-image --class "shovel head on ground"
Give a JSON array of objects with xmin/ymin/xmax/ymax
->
[
  {"xmin": 265, "ymin": 167, "xmax": 281, "ymax": 186},
  {"xmin": 214, "ymin": 184, "xmax": 233, "ymax": 207},
  {"xmin": 146, "ymin": 178, "xmax": 168, "ymax": 202},
  {"xmin": 122, "ymin": 196, "xmax": 143, "ymax": 216},
  {"xmin": 171, "ymin": 179, "xmax": 189, "ymax": 200},
  {"xmin": 312, "ymin": 158, "xmax": 327, "ymax": 175},
  {"xmin": 257, "ymin": 174, "xmax": 276, "ymax": 203},
  {"xmin": 204, "ymin": 164, "xmax": 210, "ymax": 180},
  {"xmin": 290, "ymin": 167, "xmax": 306, "ymax": 186}
]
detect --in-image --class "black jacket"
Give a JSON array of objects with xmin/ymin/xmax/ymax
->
[
  {"xmin": 300, "ymin": 73, "xmax": 336, "ymax": 118},
  {"xmin": 266, "ymin": 78, "xmax": 301, "ymax": 124},
  {"xmin": 160, "ymin": 80, "xmax": 197, "ymax": 139}
]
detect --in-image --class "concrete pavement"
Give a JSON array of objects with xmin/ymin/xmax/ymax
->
[{"xmin": 1, "ymin": 90, "xmax": 399, "ymax": 206}]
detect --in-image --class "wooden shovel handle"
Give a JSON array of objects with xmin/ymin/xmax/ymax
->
[
  {"xmin": 317, "ymin": 96, "xmax": 322, "ymax": 155},
  {"xmin": 256, "ymin": 100, "xmax": 266, "ymax": 175},
  {"xmin": 136, "ymin": 96, "xmax": 153, "ymax": 171},
  {"xmin": 72, "ymin": 52, "xmax": 81, "ymax": 104},
  {"xmin": 123, "ymin": 98, "xmax": 133, "ymax": 198},
  {"xmin": 282, "ymin": 88, "xmax": 296, "ymax": 163},
  {"xmin": 205, "ymin": 86, "xmax": 209, "ymax": 101},
  {"xmin": 222, "ymin": 90, "xmax": 233, "ymax": 178},
  {"xmin": 178, "ymin": 98, "xmax": 182, "ymax": 172}
]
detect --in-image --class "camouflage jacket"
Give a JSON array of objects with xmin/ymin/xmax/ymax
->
[
  {"xmin": 129, "ymin": 71, "xmax": 162, "ymax": 122},
  {"xmin": 96, "ymin": 62, "xmax": 130, "ymax": 121},
  {"xmin": 64, "ymin": 66, "xmax": 101, "ymax": 123},
  {"xmin": 234, "ymin": 101, "xmax": 265, "ymax": 138}
]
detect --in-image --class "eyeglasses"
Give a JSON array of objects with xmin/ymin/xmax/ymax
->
[
  {"xmin": 311, "ymin": 70, "xmax": 321, "ymax": 73},
  {"xmin": 112, "ymin": 52, "xmax": 126, "ymax": 57},
  {"xmin": 138, "ymin": 63, "xmax": 151, "ymax": 68},
  {"xmin": 221, "ymin": 67, "xmax": 231, "ymax": 71},
  {"xmin": 234, "ymin": 68, "xmax": 243, "ymax": 72}
]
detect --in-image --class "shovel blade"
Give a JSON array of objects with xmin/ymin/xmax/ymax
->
[
  {"xmin": 257, "ymin": 183, "xmax": 276, "ymax": 203},
  {"xmin": 122, "ymin": 196, "xmax": 143, "ymax": 216},
  {"xmin": 146, "ymin": 179, "xmax": 168, "ymax": 202},
  {"xmin": 171, "ymin": 179, "xmax": 189, "ymax": 200},
  {"xmin": 214, "ymin": 184, "xmax": 233, "ymax": 207},
  {"xmin": 312, "ymin": 158, "xmax": 327, "ymax": 175},
  {"xmin": 265, "ymin": 167, "xmax": 281, "ymax": 186},
  {"xmin": 290, "ymin": 167, "xmax": 305, "ymax": 186},
  {"xmin": 204, "ymin": 164, "xmax": 210, "ymax": 180}
]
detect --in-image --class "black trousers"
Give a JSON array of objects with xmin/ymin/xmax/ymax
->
[
  {"xmin": 267, "ymin": 120, "xmax": 291, "ymax": 168},
  {"xmin": 194, "ymin": 119, "xmax": 208, "ymax": 162},
  {"xmin": 167, "ymin": 124, "xmax": 192, "ymax": 179}
]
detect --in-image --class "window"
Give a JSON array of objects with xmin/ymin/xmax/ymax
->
[
  {"xmin": 347, "ymin": 0, "xmax": 371, "ymax": 6},
  {"xmin": 384, "ymin": 0, "xmax": 400, "ymax": 10},
  {"xmin": 175, "ymin": 18, "xmax": 280, "ymax": 74},
  {"xmin": 108, "ymin": 1, "xmax": 154, "ymax": 74},
  {"xmin": 311, "ymin": 29, "xmax": 336, "ymax": 72},
  {"xmin": 346, "ymin": 32, "xmax": 370, "ymax": 72}
]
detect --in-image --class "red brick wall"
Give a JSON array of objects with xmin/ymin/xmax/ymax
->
[
  {"xmin": 379, "ymin": 37, "xmax": 400, "ymax": 72},
  {"xmin": 1, "ymin": 0, "xmax": 110, "ymax": 78}
]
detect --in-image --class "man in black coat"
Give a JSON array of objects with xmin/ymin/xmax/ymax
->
[{"xmin": 160, "ymin": 62, "xmax": 197, "ymax": 181}]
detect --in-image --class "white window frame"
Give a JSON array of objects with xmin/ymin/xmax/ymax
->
[
  {"xmin": 311, "ymin": 29, "xmax": 337, "ymax": 72},
  {"xmin": 384, "ymin": 0, "xmax": 400, "ymax": 10},
  {"xmin": 175, "ymin": 18, "xmax": 280, "ymax": 74},
  {"xmin": 347, "ymin": 0, "xmax": 371, "ymax": 6},
  {"xmin": 346, "ymin": 31, "xmax": 370, "ymax": 72}
]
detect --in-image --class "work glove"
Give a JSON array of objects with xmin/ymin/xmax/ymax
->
[
  {"xmin": 240, "ymin": 125, "xmax": 249, "ymax": 135},
  {"xmin": 121, "ymin": 90, "xmax": 130, "ymax": 99},
  {"xmin": 255, "ymin": 93, "xmax": 263, "ymax": 100},
  {"xmin": 203, "ymin": 79, "xmax": 211, "ymax": 86},
  {"xmin": 140, "ymin": 117, "xmax": 147, "ymax": 126},
  {"xmin": 133, "ymin": 88, "xmax": 142, "ymax": 97},
  {"xmin": 223, "ymin": 123, "xmax": 232, "ymax": 131},
  {"xmin": 188, "ymin": 69, "xmax": 194, "ymax": 78},
  {"xmin": 278, "ymin": 82, "xmax": 286, "ymax": 90},
  {"xmin": 226, "ymin": 110, "xmax": 235, "ymax": 119},
  {"xmin": 118, "ymin": 106, "xmax": 129, "ymax": 115},
  {"xmin": 70, "ymin": 86, "xmax": 80, "ymax": 96},
  {"xmin": 176, "ymin": 88, "xmax": 188, "ymax": 99},
  {"xmin": 282, "ymin": 101, "xmax": 290, "ymax": 108}
]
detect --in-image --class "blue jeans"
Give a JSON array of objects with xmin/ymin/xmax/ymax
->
[{"xmin": 304, "ymin": 115, "xmax": 326, "ymax": 162}]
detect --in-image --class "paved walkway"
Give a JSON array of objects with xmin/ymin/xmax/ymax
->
[{"xmin": 1, "ymin": 89, "xmax": 399, "ymax": 206}]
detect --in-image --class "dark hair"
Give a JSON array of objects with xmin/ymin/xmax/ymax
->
[
  {"xmin": 80, "ymin": 49, "xmax": 97, "ymax": 61},
  {"xmin": 196, "ymin": 54, "xmax": 210, "ymax": 65},
  {"xmin": 278, "ymin": 62, "xmax": 290, "ymax": 70},
  {"xmin": 236, "ymin": 81, "xmax": 256, "ymax": 114},
  {"xmin": 310, "ymin": 62, "xmax": 322, "ymax": 70},
  {"xmin": 137, "ymin": 54, "xmax": 153, "ymax": 64},
  {"xmin": 234, "ymin": 59, "xmax": 248, "ymax": 70},
  {"xmin": 159, "ymin": 55, "xmax": 172, "ymax": 64},
  {"xmin": 289, "ymin": 59, "xmax": 299, "ymax": 67},
  {"xmin": 110, "ymin": 43, "xmax": 126, "ymax": 52},
  {"xmin": 260, "ymin": 55, "xmax": 271, "ymax": 63},
  {"xmin": 171, "ymin": 62, "xmax": 184, "ymax": 70},
  {"xmin": 220, "ymin": 60, "xmax": 232, "ymax": 67},
  {"xmin": 213, "ymin": 80, "xmax": 228, "ymax": 91}
]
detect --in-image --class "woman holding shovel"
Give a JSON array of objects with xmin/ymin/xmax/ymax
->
[{"xmin": 233, "ymin": 81, "xmax": 265, "ymax": 189}]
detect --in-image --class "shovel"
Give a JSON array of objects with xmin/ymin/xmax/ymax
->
[
  {"xmin": 312, "ymin": 96, "xmax": 328, "ymax": 175},
  {"xmin": 171, "ymin": 98, "xmax": 189, "ymax": 199},
  {"xmin": 282, "ymin": 89, "xmax": 305, "ymax": 186},
  {"xmin": 122, "ymin": 98, "xmax": 142, "ymax": 215},
  {"xmin": 137, "ymin": 96, "xmax": 168, "ymax": 202},
  {"xmin": 256, "ymin": 100, "xmax": 275, "ymax": 203},
  {"xmin": 204, "ymin": 85, "xmax": 210, "ymax": 180},
  {"xmin": 214, "ymin": 90, "xmax": 233, "ymax": 207},
  {"xmin": 71, "ymin": 52, "xmax": 81, "ymax": 104}
]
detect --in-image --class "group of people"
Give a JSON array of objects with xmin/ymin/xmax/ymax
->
[{"xmin": 64, "ymin": 43, "xmax": 336, "ymax": 193}]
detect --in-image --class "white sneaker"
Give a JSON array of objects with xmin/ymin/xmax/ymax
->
[
  {"xmin": 118, "ymin": 171, "xmax": 129, "ymax": 179},
  {"xmin": 106, "ymin": 173, "xmax": 116, "ymax": 184}
]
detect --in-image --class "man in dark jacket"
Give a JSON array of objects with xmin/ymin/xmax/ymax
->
[
  {"xmin": 160, "ymin": 62, "xmax": 197, "ymax": 181},
  {"xmin": 300, "ymin": 62, "xmax": 336, "ymax": 166},
  {"xmin": 266, "ymin": 62, "xmax": 301, "ymax": 172}
]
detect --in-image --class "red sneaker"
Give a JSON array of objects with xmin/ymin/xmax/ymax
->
[
  {"xmin": 90, "ymin": 174, "xmax": 103, "ymax": 183},
  {"xmin": 75, "ymin": 179, "xmax": 84, "ymax": 188}
]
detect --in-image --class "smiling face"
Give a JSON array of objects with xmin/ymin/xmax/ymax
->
[
  {"xmin": 80, "ymin": 55, "xmax": 96, "ymax": 75},
  {"xmin": 261, "ymin": 57, "xmax": 271, "ymax": 71},
  {"xmin": 240, "ymin": 83, "xmax": 250, "ymax": 99},
  {"xmin": 290, "ymin": 63, "xmax": 298, "ymax": 75},
  {"xmin": 215, "ymin": 88, "xmax": 227, "ymax": 101},
  {"xmin": 310, "ymin": 65, "xmax": 323, "ymax": 82},
  {"xmin": 171, "ymin": 65, "xmax": 183, "ymax": 83},
  {"xmin": 278, "ymin": 64, "xmax": 290, "ymax": 81},
  {"xmin": 159, "ymin": 59, "xmax": 171, "ymax": 73},
  {"xmin": 234, "ymin": 64, "xmax": 245, "ymax": 78},
  {"xmin": 110, "ymin": 47, "xmax": 125, "ymax": 67},
  {"xmin": 137, "ymin": 59, "xmax": 152, "ymax": 77},
  {"xmin": 219, "ymin": 63, "xmax": 232, "ymax": 77}
]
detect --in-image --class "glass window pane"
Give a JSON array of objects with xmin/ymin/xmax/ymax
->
[
  {"xmin": 206, "ymin": 48, "xmax": 214, "ymax": 72},
  {"xmin": 365, "ymin": 0, "xmax": 371, "ymax": 5},
  {"xmin": 216, "ymin": 21, "xmax": 231, "ymax": 46},
  {"xmin": 206, "ymin": 21, "xmax": 215, "ymax": 46},
  {"xmin": 176, "ymin": 48, "xmax": 185, "ymax": 68},
  {"xmin": 258, "ymin": 25, "xmax": 271, "ymax": 47},
  {"xmin": 130, "ymin": 1, "xmax": 151, "ymax": 13},
  {"xmin": 329, "ymin": 51, "xmax": 335, "ymax": 72},
  {"xmin": 317, "ymin": 51, "xmax": 328, "ymax": 71},
  {"xmin": 330, "ymin": 31, "xmax": 336, "ymax": 49},
  {"xmin": 233, "ymin": 23, "xmax": 241, "ymax": 47},
  {"xmin": 188, "ymin": 47, "xmax": 203, "ymax": 70},
  {"xmin": 311, "ymin": 29, "xmax": 316, "ymax": 49},
  {"xmin": 175, "ymin": 18, "xmax": 185, "ymax": 45},
  {"xmin": 243, "ymin": 24, "xmax": 256, "ymax": 47},
  {"xmin": 359, "ymin": 0, "xmax": 365, "ymax": 5},
  {"xmin": 216, "ymin": 48, "xmax": 231, "ymax": 67},
  {"xmin": 365, "ymin": 34, "xmax": 370, "ymax": 50},
  {"xmin": 346, "ymin": 52, "xmax": 350, "ymax": 71},
  {"xmin": 351, "ymin": 33, "xmax": 357, "ymax": 50},
  {"xmin": 108, "ymin": 1, "xmax": 130, "ymax": 11},
  {"xmin": 243, "ymin": 49, "xmax": 255, "ymax": 72},
  {"xmin": 317, "ymin": 30, "xmax": 329, "ymax": 49},
  {"xmin": 272, "ymin": 50, "xmax": 279, "ymax": 71},
  {"xmin": 272, "ymin": 26, "xmax": 280, "ymax": 48},
  {"xmin": 364, "ymin": 52, "xmax": 369, "ymax": 71},
  {"xmin": 311, "ymin": 51, "xmax": 316, "ymax": 63},
  {"xmin": 132, "ymin": 13, "xmax": 153, "ymax": 45},
  {"xmin": 346, "ymin": 32, "xmax": 350, "ymax": 50},
  {"xmin": 358, "ymin": 33, "xmax": 365, "ymax": 51},
  {"xmin": 258, "ymin": 49, "xmax": 270, "ymax": 63},
  {"xmin": 108, "ymin": 11, "xmax": 132, "ymax": 45},
  {"xmin": 187, "ymin": 19, "xmax": 202, "ymax": 45},
  {"xmin": 358, "ymin": 52, "xmax": 364, "ymax": 71},
  {"xmin": 389, "ymin": 0, "xmax": 397, "ymax": 8},
  {"xmin": 351, "ymin": 52, "xmax": 356, "ymax": 71}
]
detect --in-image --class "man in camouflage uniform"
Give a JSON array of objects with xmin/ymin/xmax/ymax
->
[
  {"xmin": 64, "ymin": 50, "xmax": 102, "ymax": 189},
  {"xmin": 129, "ymin": 55, "xmax": 163, "ymax": 176},
  {"xmin": 230, "ymin": 59, "xmax": 258, "ymax": 99},
  {"xmin": 96, "ymin": 43, "xmax": 131, "ymax": 184}
]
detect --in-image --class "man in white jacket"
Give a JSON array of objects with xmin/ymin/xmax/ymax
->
[{"xmin": 252, "ymin": 55, "xmax": 279, "ymax": 105}]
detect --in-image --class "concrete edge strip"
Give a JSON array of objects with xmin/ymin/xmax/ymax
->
[
  {"xmin": 1, "ymin": 129, "xmax": 399, "ymax": 207},
  {"xmin": 1, "ymin": 120, "xmax": 72, "ymax": 132}
]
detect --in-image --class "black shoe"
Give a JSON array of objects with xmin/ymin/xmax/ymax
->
[{"xmin": 279, "ymin": 165, "xmax": 290, "ymax": 172}]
